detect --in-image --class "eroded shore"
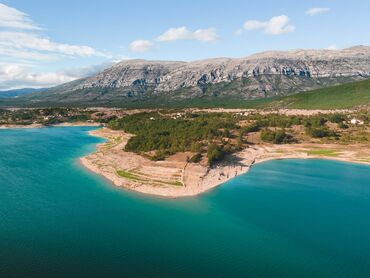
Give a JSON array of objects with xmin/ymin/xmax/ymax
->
[{"xmin": 80, "ymin": 127, "xmax": 370, "ymax": 198}]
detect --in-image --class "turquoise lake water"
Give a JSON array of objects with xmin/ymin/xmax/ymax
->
[{"xmin": 0, "ymin": 127, "xmax": 370, "ymax": 278}]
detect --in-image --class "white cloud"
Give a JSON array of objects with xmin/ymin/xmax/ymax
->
[
  {"xmin": 326, "ymin": 45, "xmax": 337, "ymax": 50},
  {"xmin": 193, "ymin": 28, "xmax": 218, "ymax": 42},
  {"xmin": 0, "ymin": 3, "xmax": 110, "ymax": 89},
  {"xmin": 243, "ymin": 15, "xmax": 295, "ymax": 35},
  {"xmin": 0, "ymin": 31, "xmax": 105, "ymax": 60},
  {"xmin": 18, "ymin": 72, "xmax": 76, "ymax": 87},
  {"xmin": 0, "ymin": 3, "xmax": 41, "ymax": 30},
  {"xmin": 306, "ymin": 7, "xmax": 330, "ymax": 16},
  {"xmin": 62, "ymin": 59, "xmax": 120, "ymax": 77},
  {"xmin": 157, "ymin": 27, "xmax": 189, "ymax": 41},
  {"xmin": 0, "ymin": 3, "xmax": 107, "ymax": 63},
  {"xmin": 0, "ymin": 63, "xmax": 26, "ymax": 81},
  {"xmin": 0, "ymin": 63, "xmax": 74, "ymax": 89},
  {"xmin": 0, "ymin": 60, "xmax": 118, "ymax": 90},
  {"xmin": 128, "ymin": 39, "xmax": 155, "ymax": 52},
  {"xmin": 0, "ymin": 45, "xmax": 59, "ymax": 61},
  {"xmin": 244, "ymin": 20, "xmax": 267, "ymax": 30},
  {"xmin": 156, "ymin": 26, "xmax": 218, "ymax": 42}
]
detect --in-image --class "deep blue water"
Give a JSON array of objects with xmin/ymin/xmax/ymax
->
[{"xmin": 0, "ymin": 127, "xmax": 369, "ymax": 278}]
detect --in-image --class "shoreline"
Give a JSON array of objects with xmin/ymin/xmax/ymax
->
[
  {"xmin": 0, "ymin": 122, "xmax": 104, "ymax": 129},
  {"xmin": 80, "ymin": 127, "xmax": 370, "ymax": 198}
]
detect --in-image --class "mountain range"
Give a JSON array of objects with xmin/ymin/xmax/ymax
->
[{"xmin": 2, "ymin": 45, "xmax": 370, "ymax": 107}]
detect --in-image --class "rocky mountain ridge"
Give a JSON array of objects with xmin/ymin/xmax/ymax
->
[
  {"xmin": 76, "ymin": 46, "xmax": 370, "ymax": 93},
  {"xmin": 4, "ymin": 46, "xmax": 370, "ymax": 106}
]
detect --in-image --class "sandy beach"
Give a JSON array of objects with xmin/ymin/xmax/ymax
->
[{"xmin": 80, "ymin": 127, "xmax": 370, "ymax": 198}]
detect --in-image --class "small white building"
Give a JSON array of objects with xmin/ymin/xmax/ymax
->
[{"xmin": 350, "ymin": 118, "xmax": 364, "ymax": 125}]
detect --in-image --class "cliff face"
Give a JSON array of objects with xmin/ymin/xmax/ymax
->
[
  {"xmin": 12, "ymin": 46, "xmax": 370, "ymax": 105},
  {"xmin": 76, "ymin": 46, "xmax": 370, "ymax": 91}
]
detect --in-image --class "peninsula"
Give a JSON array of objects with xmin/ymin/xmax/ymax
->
[
  {"xmin": 1, "ymin": 103, "xmax": 369, "ymax": 198},
  {"xmin": 80, "ymin": 108, "xmax": 369, "ymax": 197}
]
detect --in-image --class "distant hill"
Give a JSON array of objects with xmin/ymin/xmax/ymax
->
[
  {"xmin": 0, "ymin": 88, "xmax": 47, "ymax": 98},
  {"xmin": 0, "ymin": 46, "xmax": 369, "ymax": 108}
]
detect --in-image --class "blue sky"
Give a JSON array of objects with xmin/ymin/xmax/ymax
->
[{"xmin": 0, "ymin": 0, "xmax": 369, "ymax": 89}]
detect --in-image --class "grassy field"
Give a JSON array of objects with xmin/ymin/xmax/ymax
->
[{"xmin": 267, "ymin": 79, "xmax": 370, "ymax": 109}]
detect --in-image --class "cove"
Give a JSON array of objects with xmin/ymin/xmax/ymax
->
[{"xmin": 0, "ymin": 127, "xmax": 369, "ymax": 278}]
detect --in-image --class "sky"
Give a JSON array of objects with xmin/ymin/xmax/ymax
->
[{"xmin": 0, "ymin": 0, "xmax": 369, "ymax": 90}]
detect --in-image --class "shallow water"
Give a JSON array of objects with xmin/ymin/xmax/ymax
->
[{"xmin": 0, "ymin": 127, "xmax": 369, "ymax": 278}]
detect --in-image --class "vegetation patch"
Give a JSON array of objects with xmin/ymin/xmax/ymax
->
[
  {"xmin": 109, "ymin": 112, "xmax": 241, "ymax": 161},
  {"xmin": 207, "ymin": 144, "xmax": 225, "ymax": 166},
  {"xmin": 266, "ymin": 79, "xmax": 370, "ymax": 109},
  {"xmin": 0, "ymin": 108, "xmax": 94, "ymax": 126},
  {"xmin": 189, "ymin": 153, "xmax": 202, "ymax": 163},
  {"xmin": 106, "ymin": 110, "xmax": 368, "ymax": 164},
  {"xmin": 163, "ymin": 180, "xmax": 183, "ymax": 187},
  {"xmin": 306, "ymin": 127, "xmax": 338, "ymax": 138},
  {"xmin": 260, "ymin": 129, "xmax": 295, "ymax": 144},
  {"xmin": 117, "ymin": 170, "xmax": 183, "ymax": 187},
  {"xmin": 117, "ymin": 170, "xmax": 147, "ymax": 182},
  {"xmin": 306, "ymin": 149, "xmax": 340, "ymax": 157}
]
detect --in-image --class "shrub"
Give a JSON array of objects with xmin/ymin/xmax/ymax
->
[
  {"xmin": 189, "ymin": 153, "xmax": 202, "ymax": 163},
  {"xmin": 306, "ymin": 127, "xmax": 337, "ymax": 138},
  {"xmin": 222, "ymin": 128, "xmax": 231, "ymax": 138},
  {"xmin": 244, "ymin": 122, "xmax": 261, "ymax": 133},
  {"xmin": 207, "ymin": 144, "xmax": 225, "ymax": 166},
  {"xmin": 338, "ymin": 122, "xmax": 349, "ymax": 129},
  {"xmin": 328, "ymin": 113, "xmax": 345, "ymax": 124},
  {"xmin": 260, "ymin": 129, "xmax": 294, "ymax": 144},
  {"xmin": 303, "ymin": 116, "xmax": 327, "ymax": 128}
]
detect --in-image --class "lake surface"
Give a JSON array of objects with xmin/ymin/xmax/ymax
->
[{"xmin": 0, "ymin": 127, "xmax": 370, "ymax": 278}]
